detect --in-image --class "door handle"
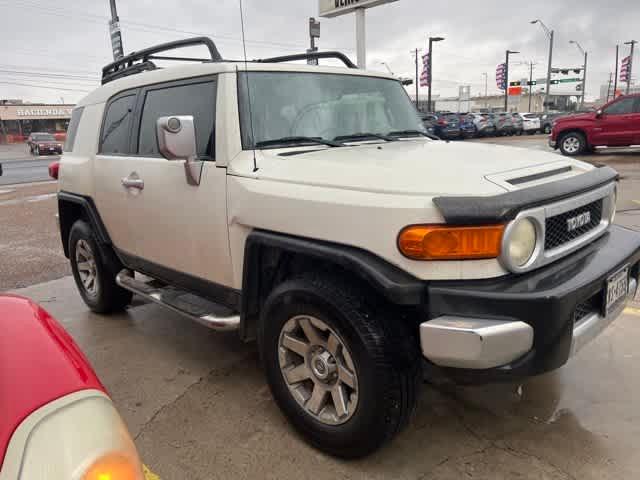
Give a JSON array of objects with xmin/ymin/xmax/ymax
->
[{"xmin": 121, "ymin": 176, "xmax": 144, "ymax": 190}]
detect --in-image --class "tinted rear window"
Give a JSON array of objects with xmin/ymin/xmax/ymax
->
[
  {"xmin": 100, "ymin": 94, "xmax": 136, "ymax": 154},
  {"xmin": 64, "ymin": 107, "xmax": 84, "ymax": 152}
]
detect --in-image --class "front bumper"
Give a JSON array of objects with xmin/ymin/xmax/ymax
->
[
  {"xmin": 548, "ymin": 137, "xmax": 557, "ymax": 148},
  {"xmin": 420, "ymin": 225, "xmax": 640, "ymax": 383}
]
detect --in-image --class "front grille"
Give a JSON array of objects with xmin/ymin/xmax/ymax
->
[
  {"xmin": 574, "ymin": 292, "xmax": 601, "ymax": 323},
  {"xmin": 545, "ymin": 199, "xmax": 603, "ymax": 250}
]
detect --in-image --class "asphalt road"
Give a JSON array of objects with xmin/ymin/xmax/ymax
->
[
  {"xmin": 3, "ymin": 136, "xmax": 640, "ymax": 479},
  {"xmin": 0, "ymin": 158, "xmax": 55, "ymax": 185}
]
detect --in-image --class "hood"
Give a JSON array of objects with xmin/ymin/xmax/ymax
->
[
  {"xmin": 240, "ymin": 140, "xmax": 589, "ymax": 196},
  {"xmin": 556, "ymin": 112, "xmax": 594, "ymax": 123}
]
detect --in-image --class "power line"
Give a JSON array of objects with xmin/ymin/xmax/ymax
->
[
  {"xmin": 0, "ymin": 69, "xmax": 98, "ymax": 81},
  {"xmin": 0, "ymin": 81, "xmax": 91, "ymax": 92}
]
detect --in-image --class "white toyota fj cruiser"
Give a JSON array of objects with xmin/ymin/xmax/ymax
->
[{"xmin": 58, "ymin": 38, "xmax": 640, "ymax": 458}]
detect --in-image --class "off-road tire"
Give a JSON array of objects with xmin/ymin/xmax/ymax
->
[
  {"xmin": 69, "ymin": 220, "xmax": 132, "ymax": 313},
  {"xmin": 259, "ymin": 272, "xmax": 421, "ymax": 458}
]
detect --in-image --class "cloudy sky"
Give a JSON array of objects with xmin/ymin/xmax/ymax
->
[{"xmin": 0, "ymin": 0, "xmax": 638, "ymax": 104}]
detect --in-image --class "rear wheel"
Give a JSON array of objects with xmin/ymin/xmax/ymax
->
[
  {"xmin": 69, "ymin": 220, "xmax": 132, "ymax": 313},
  {"xmin": 259, "ymin": 273, "xmax": 420, "ymax": 458},
  {"xmin": 559, "ymin": 131, "xmax": 587, "ymax": 156},
  {"xmin": 543, "ymin": 124, "xmax": 552, "ymax": 134}
]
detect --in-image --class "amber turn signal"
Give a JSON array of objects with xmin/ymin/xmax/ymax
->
[{"xmin": 398, "ymin": 224, "xmax": 505, "ymax": 260}]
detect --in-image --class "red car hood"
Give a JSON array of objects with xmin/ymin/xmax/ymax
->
[
  {"xmin": 0, "ymin": 295, "xmax": 105, "ymax": 469},
  {"xmin": 556, "ymin": 112, "xmax": 595, "ymax": 123}
]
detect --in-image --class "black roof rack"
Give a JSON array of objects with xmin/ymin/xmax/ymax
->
[
  {"xmin": 101, "ymin": 36, "xmax": 222, "ymax": 85},
  {"xmin": 101, "ymin": 37, "xmax": 358, "ymax": 85},
  {"xmin": 255, "ymin": 51, "xmax": 357, "ymax": 69}
]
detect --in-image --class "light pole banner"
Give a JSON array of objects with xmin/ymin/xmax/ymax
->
[
  {"xmin": 319, "ymin": 0, "xmax": 399, "ymax": 17},
  {"xmin": 420, "ymin": 52, "xmax": 430, "ymax": 86}
]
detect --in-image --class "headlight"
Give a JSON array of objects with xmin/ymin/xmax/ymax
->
[{"xmin": 505, "ymin": 218, "xmax": 537, "ymax": 267}]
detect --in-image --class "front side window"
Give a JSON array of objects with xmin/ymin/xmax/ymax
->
[
  {"xmin": 604, "ymin": 97, "xmax": 635, "ymax": 115},
  {"xmin": 137, "ymin": 81, "xmax": 216, "ymax": 159},
  {"xmin": 101, "ymin": 94, "xmax": 136, "ymax": 154},
  {"xmin": 238, "ymin": 72, "xmax": 426, "ymax": 148}
]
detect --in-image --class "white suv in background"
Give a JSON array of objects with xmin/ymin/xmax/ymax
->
[
  {"xmin": 517, "ymin": 112, "xmax": 542, "ymax": 134},
  {"xmin": 57, "ymin": 37, "xmax": 640, "ymax": 458}
]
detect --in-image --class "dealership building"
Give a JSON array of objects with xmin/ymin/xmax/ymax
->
[{"xmin": 0, "ymin": 101, "xmax": 74, "ymax": 143}]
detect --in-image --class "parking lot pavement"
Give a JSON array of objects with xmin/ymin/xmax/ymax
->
[{"xmin": 11, "ymin": 274, "xmax": 640, "ymax": 479}]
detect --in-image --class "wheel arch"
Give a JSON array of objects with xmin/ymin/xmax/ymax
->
[
  {"xmin": 239, "ymin": 230, "xmax": 425, "ymax": 341},
  {"xmin": 58, "ymin": 192, "xmax": 113, "ymax": 258},
  {"xmin": 557, "ymin": 127, "xmax": 589, "ymax": 145}
]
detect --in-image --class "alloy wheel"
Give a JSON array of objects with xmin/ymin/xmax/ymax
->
[
  {"xmin": 278, "ymin": 315, "xmax": 358, "ymax": 425},
  {"xmin": 562, "ymin": 136, "xmax": 581, "ymax": 154},
  {"xmin": 75, "ymin": 239, "xmax": 99, "ymax": 297}
]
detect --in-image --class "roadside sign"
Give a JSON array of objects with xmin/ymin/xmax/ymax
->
[
  {"xmin": 508, "ymin": 86, "xmax": 522, "ymax": 96},
  {"xmin": 319, "ymin": 0, "xmax": 399, "ymax": 17},
  {"xmin": 108, "ymin": 20, "xmax": 124, "ymax": 60},
  {"xmin": 557, "ymin": 78, "xmax": 580, "ymax": 83}
]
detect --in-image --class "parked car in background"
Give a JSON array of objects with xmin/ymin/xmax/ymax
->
[
  {"xmin": 493, "ymin": 113, "xmax": 515, "ymax": 136},
  {"xmin": 420, "ymin": 113, "xmax": 436, "ymax": 136},
  {"xmin": 540, "ymin": 112, "xmax": 565, "ymax": 134},
  {"xmin": 550, "ymin": 93, "xmax": 640, "ymax": 156},
  {"xmin": 467, "ymin": 113, "xmax": 496, "ymax": 137},
  {"xmin": 458, "ymin": 114, "xmax": 477, "ymax": 138},
  {"xmin": 517, "ymin": 113, "xmax": 542, "ymax": 134},
  {"xmin": 432, "ymin": 113, "xmax": 462, "ymax": 139},
  {"xmin": 511, "ymin": 113, "xmax": 524, "ymax": 135},
  {"xmin": 0, "ymin": 295, "xmax": 144, "ymax": 479},
  {"xmin": 27, "ymin": 132, "xmax": 63, "ymax": 155}
]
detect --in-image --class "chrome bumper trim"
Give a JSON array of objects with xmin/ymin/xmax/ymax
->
[{"xmin": 419, "ymin": 316, "xmax": 534, "ymax": 370}]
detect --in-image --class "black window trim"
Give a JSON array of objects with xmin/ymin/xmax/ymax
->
[
  {"xmin": 98, "ymin": 87, "xmax": 140, "ymax": 156},
  {"xmin": 131, "ymin": 74, "xmax": 218, "ymax": 161}
]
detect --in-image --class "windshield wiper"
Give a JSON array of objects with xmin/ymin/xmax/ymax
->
[
  {"xmin": 255, "ymin": 136, "xmax": 344, "ymax": 148},
  {"xmin": 333, "ymin": 132, "xmax": 397, "ymax": 143},
  {"xmin": 387, "ymin": 129, "xmax": 440, "ymax": 141}
]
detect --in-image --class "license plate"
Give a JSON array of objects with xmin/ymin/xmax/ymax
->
[
  {"xmin": 49, "ymin": 148, "xmax": 55, "ymax": 151},
  {"xmin": 605, "ymin": 267, "xmax": 629, "ymax": 315}
]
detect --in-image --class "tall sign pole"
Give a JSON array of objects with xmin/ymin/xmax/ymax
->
[
  {"xmin": 319, "ymin": 0, "xmax": 399, "ymax": 69},
  {"xmin": 613, "ymin": 45, "xmax": 619, "ymax": 97},
  {"xmin": 415, "ymin": 49, "xmax": 419, "ymax": 108},
  {"xmin": 308, "ymin": 18, "xmax": 321, "ymax": 65},
  {"xmin": 108, "ymin": 0, "xmax": 124, "ymax": 60}
]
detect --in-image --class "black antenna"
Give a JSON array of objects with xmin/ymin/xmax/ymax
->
[{"xmin": 239, "ymin": 0, "xmax": 258, "ymax": 172}]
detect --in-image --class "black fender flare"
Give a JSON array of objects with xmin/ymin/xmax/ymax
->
[
  {"xmin": 239, "ymin": 229, "xmax": 425, "ymax": 341},
  {"xmin": 58, "ymin": 191, "xmax": 113, "ymax": 257}
]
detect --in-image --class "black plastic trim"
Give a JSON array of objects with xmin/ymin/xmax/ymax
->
[
  {"xmin": 506, "ymin": 166, "xmax": 572, "ymax": 185},
  {"xmin": 256, "ymin": 51, "xmax": 357, "ymax": 69},
  {"xmin": 58, "ymin": 192, "xmax": 114, "ymax": 255},
  {"xmin": 433, "ymin": 166, "xmax": 618, "ymax": 224},
  {"xmin": 117, "ymin": 250, "xmax": 241, "ymax": 311}
]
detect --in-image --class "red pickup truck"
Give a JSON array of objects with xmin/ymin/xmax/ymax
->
[{"xmin": 550, "ymin": 93, "xmax": 640, "ymax": 156}]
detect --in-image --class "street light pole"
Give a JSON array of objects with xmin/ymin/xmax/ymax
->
[
  {"xmin": 482, "ymin": 72, "xmax": 488, "ymax": 108},
  {"xmin": 528, "ymin": 62, "xmax": 534, "ymax": 112},
  {"xmin": 108, "ymin": 0, "xmax": 124, "ymax": 60},
  {"xmin": 414, "ymin": 50, "xmax": 419, "ymax": 109},
  {"xmin": 624, "ymin": 40, "xmax": 637, "ymax": 94},
  {"xmin": 427, "ymin": 36, "xmax": 445, "ymax": 112},
  {"xmin": 531, "ymin": 20, "xmax": 554, "ymax": 112},
  {"xmin": 504, "ymin": 50, "xmax": 519, "ymax": 111}
]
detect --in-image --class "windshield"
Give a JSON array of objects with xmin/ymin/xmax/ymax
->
[
  {"xmin": 34, "ymin": 134, "xmax": 55, "ymax": 141},
  {"xmin": 238, "ymin": 72, "xmax": 426, "ymax": 149}
]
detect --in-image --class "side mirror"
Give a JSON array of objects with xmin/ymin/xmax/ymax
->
[
  {"xmin": 595, "ymin": 109, "xmax": 603, "ymax": 118},
  {"xmin": 156, "ymin": 116, "xmax": 202, "ymax": 186}
]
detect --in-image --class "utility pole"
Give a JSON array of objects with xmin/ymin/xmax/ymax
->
[
  {"xmin": 504, "ymin": 50, "xmax": 519, "ymax": 111},
  {"xmin": 427, "ymin": 36, "xmax": 445, "ymax": 113},
  {"xmin": 414, "ymin": 49, "xmax": 419, "ymax": 109},
  {"xmin": 569, "ymin": 40, "xmax": 587, "ymax": 109},
  {"xmin": 355, "ymin": 8, "xmax": 366, "ymax": 68},
  {"xmin": 624, "ymin": 40, "xmax": 637, "ymax": 94},
  {"xmin": 528, "ymin": 62, "xmax": 535, "ymax": 111},
  {"xmin": 308, "ymin": 18, "xmax": 320, "ymax": 65},
  {"xmin": 614, "ymin": 44, "xmax": 619, "ymax": 98},
  {"xmin": 108, "ymin": 0, "xmax": 124, "ymax": 60},
  {"xmin": 606, "ymin": 72, "xmax": 613, "ymax": 102},
  {"xmin": 531, "ymin": 20, "xmax": 554, "ymax": 112},
  {"xmin": 482, "ymin": 72, "xmax": 488, "ymax": 108}
]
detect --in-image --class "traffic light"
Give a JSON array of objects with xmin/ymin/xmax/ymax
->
[{"xmin": 509, "ymin": 81, "xmax": 521, "ymax": 87}]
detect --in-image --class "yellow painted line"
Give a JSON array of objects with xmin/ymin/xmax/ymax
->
[
  {"xmin": 624, "ymin": 307, "xmax": 640, "ymax": 316},
  {"xmin": 143, "ymin": 465, "xmax": 161, "ymax": 480}
]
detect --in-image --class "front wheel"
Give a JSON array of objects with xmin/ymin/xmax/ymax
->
[
  {"xmin": 559, "ymin": 132, "xmax": 587, "ymax": 156},
  {"xmin": 259, "ymin": 273, "xmax": 420, "ymax": 458}
]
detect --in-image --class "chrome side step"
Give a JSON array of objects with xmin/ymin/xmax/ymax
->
[{"xmin": 115, "ymin": 270, "xmax": 240, "ymax": 331}]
